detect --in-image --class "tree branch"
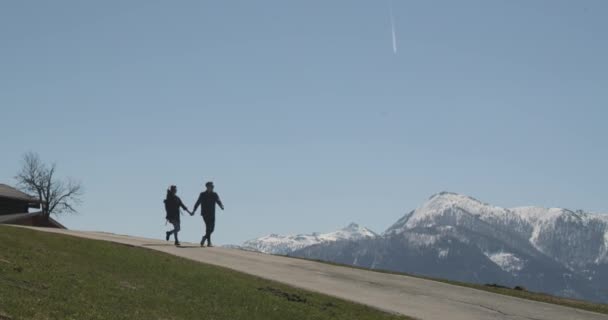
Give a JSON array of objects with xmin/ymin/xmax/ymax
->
[{"xmin": 14, "ymin": 152, "xmax": 83, "ymax": 218}]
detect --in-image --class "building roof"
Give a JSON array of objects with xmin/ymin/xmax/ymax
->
[
  {"xmin": 0, "ymin": 211, "xmax": 41, "ymax": 223},
  {"xmin": 0, "ymin": 211, "xmax": 66, "ymax": 229},
  {"xmin": 0, "ymin": 184, "xmax": 40, "ymax": 202}
]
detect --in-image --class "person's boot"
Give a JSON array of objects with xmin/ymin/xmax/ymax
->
[
  {"xmin": 174, "ymin": 234, "xmax": 180, "ymax": 246},
  {"xmin": 165, "ymin": 231, "xmax": 171, "ymax": 241},
  {"xmin": 207, "ymin": 236, "xmax": 213, "ymax": 248},
  {"xmin": 200, "ymin": 236, "xmax": 207, "ymax": 247}
]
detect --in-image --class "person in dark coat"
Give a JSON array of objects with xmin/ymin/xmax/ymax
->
[
  {"xmin": 192, "ymin": 181, "xmax": 224, "ymax": 247},
  {"xmin": 164, "ymin": 185, "xmax": 191, "ymax": 246}
]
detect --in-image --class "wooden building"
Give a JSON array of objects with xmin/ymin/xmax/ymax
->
[{"xmin": 0, "ymin": 183, "xmax": 65, "ymax": 229}]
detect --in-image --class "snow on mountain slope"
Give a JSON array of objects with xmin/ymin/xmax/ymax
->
[
  {"xmin": 319, "ymin": 223, "xmax": 378, "ymax": 242},
  {"xmin": 484, "ymin": 252, "xmax": 525, "ymax": 273},
  {"xmin": 600, "ymin": 231, "xmax": 608, "ymax": 264},
  {"xmin": 406, "ymin": 192, "xmax": 514, "ymax": 229},
  {"xmin": 241, "ymin": 223, "xmax": 378, "ymax": 255},
  {"xmin": 386, "ymin": 192, "xmax": 608, "ymax": 268}
]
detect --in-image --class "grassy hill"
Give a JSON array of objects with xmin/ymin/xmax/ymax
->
[{"xmin": 0, "ymin": 226, "xmax": 409, "ymax": 320}]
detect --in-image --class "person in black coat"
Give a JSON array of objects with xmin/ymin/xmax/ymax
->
[
  {"xmin": 164, "ymin": 185, "xmax": 191, "ymax": 246},
  {"xmin": 192, "ymin": 181, "xmax": 224, "ymax": 247}
]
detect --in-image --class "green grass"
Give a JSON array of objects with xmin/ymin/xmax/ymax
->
[
  {"xmin": 287, "ymin": 257, "xmax": 608, "ymax": 315},
  {"xmin": 0, "ymin": 226, "xmax": 410, "ymax": 320}
]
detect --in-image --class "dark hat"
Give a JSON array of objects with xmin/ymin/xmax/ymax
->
[{"xmin": 205, "ymin": 181, "xmax": 214, "ymax": 187}]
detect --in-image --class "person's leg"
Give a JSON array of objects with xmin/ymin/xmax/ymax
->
[
  {"xmin": 173, "ymin": 221, "xmax": 181, "ymax": 245},
  {"xmin": 201, "ymin": 215, "xmax": 209, "ymax": 246},
  {"xmin": 166, "ymin": 220, "xmax": 175, "ymax": 241},
  {"xmin": 206, "ymin": 215, "xmax": 216, "ymax": 247}
]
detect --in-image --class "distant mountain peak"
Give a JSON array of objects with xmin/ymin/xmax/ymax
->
[
  {"xmin": 385, "ymin": 192, "xmax": 502, "ymax": 234},
  {"xmin": 345, "ymin": 222, "xmax": 360, "ymax": 229},
  {"xmin": 384, "ymin": 192, "xmax": 608, "ymax": 267},
  {"xmin": 341, "ymin": 222, "xmax": 377, "ymax": 235},
  {"xmin": 429, "ymin": 191, "xmax": 461, "ymax": 199},
  {"xmin": 240, "ymin": 223, "xmax": 377, "ymax": 255},
  {"xmin": 428, "ymin": 191, "xmax": 487, "ymax": 206}
]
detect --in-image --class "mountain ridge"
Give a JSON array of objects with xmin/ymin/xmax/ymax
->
[
  {"xmin": 240, "ymin": 222, "xmax": 378, "ymax": 255},
  {"xmin": 237, "ymin": 192, "xmax": 608, "ymax": 303}
]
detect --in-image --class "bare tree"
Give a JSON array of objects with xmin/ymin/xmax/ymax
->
[{"xmin": 15, "ymin": 152, "xmax": 83, "ymax": 220}]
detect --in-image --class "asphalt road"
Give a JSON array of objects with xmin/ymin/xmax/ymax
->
[{"xmin": 22, "ymin": 227, "xmax": 608, "ymax": 320}]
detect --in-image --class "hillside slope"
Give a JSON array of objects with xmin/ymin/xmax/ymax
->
[{"xmin": 0, "ymin": 226, "xmax": 407, "ymax": 320}]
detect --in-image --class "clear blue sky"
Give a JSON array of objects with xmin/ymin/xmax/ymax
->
[{"xmin": 1, "ymin": 1, "xmax": 607, "ymax": 244}]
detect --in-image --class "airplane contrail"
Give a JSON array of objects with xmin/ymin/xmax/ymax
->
[{"xmin": 389, "ymin": 0, "xmax": 397, "ymax": 54}]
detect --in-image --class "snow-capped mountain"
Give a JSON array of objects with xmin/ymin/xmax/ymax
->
[
  {"xmin": 241, "ymin": 223, "xmax": 378, "ymax": 255},
  {"xmin": 384, "ymin": 192, "xmax": 608, "ymax": 270},
  {"xmin": 288, "ymin": 192, "xmax": 608, "ymax": 303}
]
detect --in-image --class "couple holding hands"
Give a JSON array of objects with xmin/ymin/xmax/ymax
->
[{"xmin": 164, "ymin": 181, "xmax": 224, "ymax": 246}]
